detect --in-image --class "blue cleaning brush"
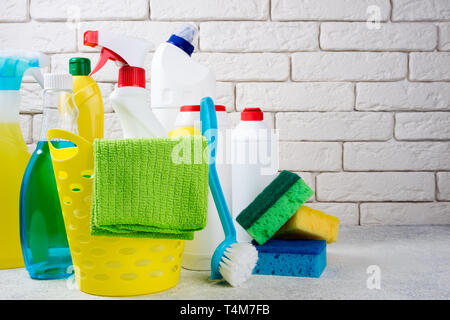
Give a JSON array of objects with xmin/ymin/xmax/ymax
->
[{"xmin": 200, "ymin": 97, "xmax": 258, "ymax": 287}]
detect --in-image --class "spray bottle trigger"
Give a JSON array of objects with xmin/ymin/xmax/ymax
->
[{"xmin": 90, "ymin": 47, "xmax": 127, "ymax": 77}]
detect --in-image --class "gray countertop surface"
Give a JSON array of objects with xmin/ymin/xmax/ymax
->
[{"xmin": 1, "ymin": 225, "xmax": 449, "ymax": 300}]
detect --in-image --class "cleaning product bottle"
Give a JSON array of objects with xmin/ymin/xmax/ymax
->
[
  {"xmin": 170, "ymin": 105, "xmax": 232, "ymax": 271},
  {"xmin": 20, "ymin": 73, "xmax": 78, "ymax": 279},
  {"xmin": 84, "ymin": 30, "xmax": 166, "ymax": 138},
  {"xmin": 70, "ymin": 57, "xmax": 104, "ymax": 142},
  {"xmin": 0, "ymin": 50, "xmax": 49, "ymax": 269},
  {"xmin": 232, "ymin": 108, "xmax": 279, "ymax": 242},
  {"xmin": 151, "ymin": 23, "xmax": 216, "ymax": 133}
]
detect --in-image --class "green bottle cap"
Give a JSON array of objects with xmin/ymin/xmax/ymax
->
[{"xmin": 69, "ymin": 57, "xmax": 91, "ymax": 76}]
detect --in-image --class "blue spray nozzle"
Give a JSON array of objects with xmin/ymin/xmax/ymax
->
[{"xmin": 0, "ymin": 50, "xmax": 49, "ymax": 90}]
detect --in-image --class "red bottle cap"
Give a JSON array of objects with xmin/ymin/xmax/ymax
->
[
  {"xmin": 180, "ymin": 105, "xmax": 226, "ymax": 112},
  {"xmin": 241, "ymin": 108, "xmax": 263, "ymax": 121},
  {"xmin": 118, "ymin": 66, "xmax": 146, "ymax": 88}
]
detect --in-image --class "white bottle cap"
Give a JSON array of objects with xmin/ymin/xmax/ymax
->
[
  {"xmin": 175, "ymin": 23, "xmax": 198, "ymax": 44},
  {"xmin": 44, "ymin": 73, "xmax": 73, "ymax": 91}
]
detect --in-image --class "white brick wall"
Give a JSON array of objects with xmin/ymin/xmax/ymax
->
[
  {"xmin": 410, "ymin": 53, "xmax": 450, "ymax": 80},
  {"xmin": 272, "ymin": 0, "xmax": 391, "ymax": 21},
  {"xmin": 19, "ymin": 115, "xmax": 33, "ymax": 144},
  {"xmin": 344, "ymin": 141, "xmax": 450, "ymax": 170},
  {"xmin": 151, "ymin": 0, "xmax": 269, "ymax": 21},
  {"xmin": 0, "ymin": 0, "xmax": 28, "ymax": 22},
  {"xmin": 392, "ymin": 0, "xmax": 450, "ymax": 21},
  {"xmin": 317, "ymin": 172, "xmax": 435, "ymax": 201},
  {"xmin": 31, "ymin": 0, "xmax": 149, "ymax": 21},
  {"xmin": 320, "ymin": 23, "xmax": 437, "ymax": 51},
  {"xmin": 439, "ymin": 23, "xmax": 450, "ymax": 50},
  {"xmin": 292, "ymin": 52, "xmax": 407, "ymax": 81},
  {"xmin": 357, "ymin": 82, "xmax": 450, "ymax": 111},
  {"xmin": 395, "ymin": 112, "xmax": 450, "ymax": 140},
  {"xmin": 279, "ymin": 142, "xmax": 342, "ymax": 172},
  {"xmin": 2, "ymin": 0, "xmax": 449, "ymax": 226},
  {"xmin": 200, "ymin": 22, "xmax": 318, "ymax": 52},
  {"xmin": 437, "ymin": 173, "xmax": 450, "ymax": 201},
  {"xmin": 0, "ymin": 22, "xmax": 76, "ymax": 53},
  {"xmin": 236, "ymin": 82, "xmax": 354, "ymax": 111},
  {"xmin": 361, "ymin": 203, "xmax": 450, "ymax": 225},
  {"xmin": 276, "ymin": 112, "xmax": 393, "ymax": 141},
  {"xmin": 194, "ymin": 53, "xmax": 289, "ymax": 81}
]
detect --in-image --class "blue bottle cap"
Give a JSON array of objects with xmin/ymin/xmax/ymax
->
[
  {"xmin": 167, "ymin": 35, "xmax": 194, "ymax": 56},
  {"xmin": 166, "ymin": 24, "xmax": 197, "ymax": 56}
]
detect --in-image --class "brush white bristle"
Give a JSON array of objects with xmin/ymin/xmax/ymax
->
[{"xmin": 219, "ymin": 242, "xmax": 258, "ymax": 287}]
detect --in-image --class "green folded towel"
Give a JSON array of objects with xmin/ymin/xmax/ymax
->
[{"xmin": 91, "ymin": 136, "xmax": 209, "ymax": 240}]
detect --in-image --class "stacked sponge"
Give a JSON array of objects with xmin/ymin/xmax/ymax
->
[
  {"xmin": 252, "ymin": 239, "xmax": 326, "ymax": 278},
  {"xmin": 236, "ymin": 170, "xmax": 339, "ymax": 278},
  {"xmin": 275, "ymin": 205, "xmax": 339, "ymax": 244},
  {"xmin": 236, "ymin": 170, "xmax": 313, "ymax": 245}
]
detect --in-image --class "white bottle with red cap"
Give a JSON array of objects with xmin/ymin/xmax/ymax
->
[
  {"xmin": 83, "ymin": 30, "xmax": 166, "ymax": 138},
  {"xmin": 151, "ymin": 24, "xmax": 216, "ymax": 133},
  {"xmin": 171, "ymin": 105, "xmax": 232, "ymax": 271},
  {"xmin": 232, "ymin": 108, "xmax": 279, "ymax": 242}
]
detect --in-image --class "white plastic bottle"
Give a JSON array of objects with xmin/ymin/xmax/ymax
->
[
  {"xmin": 170, "ymin": 105, "xmax": 232, "ymax": 271},
  {"xmin": 151, "ymin": 24, "xmax": 216, "ymax": 133},
  {"xmin": 83, "ymin": 30, "xmax": 166, "ymax": 138},
  {"xmin": 232, "ymin": 108, "xmax": 279, "ymax": 242}
]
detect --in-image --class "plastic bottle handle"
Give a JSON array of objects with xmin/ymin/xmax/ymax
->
[{"xmin": 47, "ymin": 129, "xmax": 90, "ymax": 161}]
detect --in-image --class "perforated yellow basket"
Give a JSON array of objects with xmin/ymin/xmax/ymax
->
[{"xmin": 47, "ymin": 129, "xmax": 184, "ymax": 297}]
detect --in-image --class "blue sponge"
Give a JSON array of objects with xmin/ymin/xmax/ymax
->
[{"xmin": 253, "ymin": 239, "xmax": 326, "ymax": 278}]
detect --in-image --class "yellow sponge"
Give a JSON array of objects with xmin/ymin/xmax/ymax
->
[{"xmin": 274, "ymin": 206, "xmax": 339, "ymax": 244}]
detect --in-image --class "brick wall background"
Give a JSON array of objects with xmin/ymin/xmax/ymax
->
[{"xmin": 1, "ymin": 0, "xmax": 450, "ymax": 225}]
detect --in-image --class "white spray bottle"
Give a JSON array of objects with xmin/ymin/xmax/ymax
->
[
  {"xmin": 151, "ymin": 24, "xmax": 216, "ymax": 133},
  {"xmin": 84, "ymin": 30, "xmax": 166, "ymax": 138}
]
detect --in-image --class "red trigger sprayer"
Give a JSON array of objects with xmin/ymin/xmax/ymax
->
[{"xmin": 83, "ymin": 30, "xmax": 166, "ymax": 137}]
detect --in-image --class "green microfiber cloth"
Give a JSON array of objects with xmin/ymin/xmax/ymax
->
[
  {"xmin": 236, "ymin": 170, "xmax": 314, "ymax": 245},
  {"xmin": 91, "ymin": 136, "xmax": 209, "ymax": 240}
]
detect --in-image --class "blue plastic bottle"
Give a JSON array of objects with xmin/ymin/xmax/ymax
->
[{"xmin": 20, "ymin": 73, "xmax": 78, "ymax": 279}]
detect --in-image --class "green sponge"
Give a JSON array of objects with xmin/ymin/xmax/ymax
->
[{"xmin": 236, "ymin": 171, "xmax": 314, "ymax": 245}]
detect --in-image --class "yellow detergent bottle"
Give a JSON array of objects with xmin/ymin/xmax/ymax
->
[
  {"xmin": 69, "ymin": 57, "xmax": 104, "ymax": 142},
  {"xmin": 0, "ymin": 50, "xmax": 49, "ymax": 269}
]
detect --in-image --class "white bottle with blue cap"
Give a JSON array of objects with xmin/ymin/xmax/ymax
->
[{"xmin": 151, "ymin": 23, "xmax": 216, "ymax": 132}]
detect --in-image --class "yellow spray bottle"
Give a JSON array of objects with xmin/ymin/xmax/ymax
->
[
  {"xmin": 69, "ymin": 57, "xmax": 104, "ymax": 142},
  {"xmin": 0, "ymin": 50, "xmax": 48, "ymax": 269}
]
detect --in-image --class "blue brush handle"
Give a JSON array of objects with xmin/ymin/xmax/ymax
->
[
  {"xmin": 200, "ymin": 97, "xmax": 237, "ymax": 280},
  {"xmin": 200, "ymin": 97, "xmax": 237, "ymax": 241}
]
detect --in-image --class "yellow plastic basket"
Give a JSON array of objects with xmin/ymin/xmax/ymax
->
[{"xmin": 47, "ymin": 129, "xmax": 184, "ymax": 297}]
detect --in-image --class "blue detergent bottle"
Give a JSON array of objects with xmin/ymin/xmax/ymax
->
[{"xmin": 20, "ymin": 73, "xmax": 78, "ymax": 279}]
